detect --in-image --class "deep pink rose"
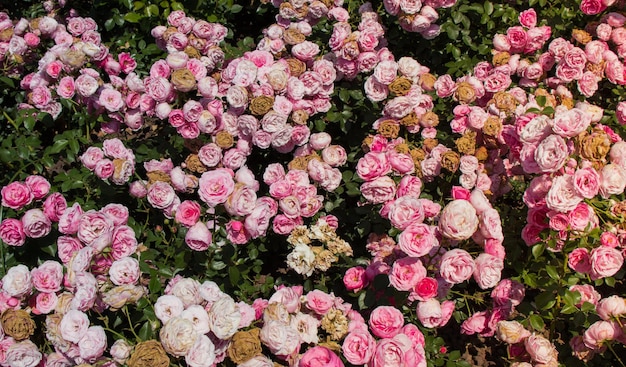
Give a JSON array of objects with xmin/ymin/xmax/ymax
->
[
  {"xmin": 343, "ymin": 266, "xmax": 369, "ymax": 292},
  {"xmin": 299, "ymin": 346, "xmax": 344, "ymax": 367},
  {"xmin": 1, "ymin": 181, "xmax": 33, "ymax": 210},
  {"xmin": 0, "ymin": 218, "xmax": 26, "ymax": 247}
]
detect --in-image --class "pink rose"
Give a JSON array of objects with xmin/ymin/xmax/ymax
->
[
  {"xmin": 568, "ymin": 247, "xmax": 592, "ymax": 274},
  {"xmin": 414, "ymin": 276, "xmax": 438, "ymax": 301},
  {"xmin": 388, "ymin": 196, "xmax": 425, "ymax": 230},
  {"xmin": 21, "ymin": 209, "xmax": 51, "ymax": 238},
  {"xmin": 343, "ymin": 266, "xmax": 369, "ymax": 292},
  {"xmin": 198, "ymin": 168, "xmax": 235, "ymax": 207},
  {"xmin": 185, "ymin": 222, "xmax": 213, "ymax": 251},
  {"xmin": 534, "ymin": 134, "xmax": 568, "ymax": 173},
  {"xmin": 0, "ymin": 219, "xmax": 25, "ymax": 247},
  {"xmin": 473, "ymin": 253, "xmax": 504, "ymax": 289},
  {"xmin": 552, "ymin": 108, "xmax": 591, "ymax": 138},
  {"xmin": 596, "ymin": 295, "xmax": 626, "ymax": 321},
  {"xmin": 369, "ymin": 306, "xmax": 405, "ymax": 338},
  {"xmin": 599, "ymin": 163, "xmax": 626, "ymax": 198},
  {"xmin": 109, "ymin": 257, "xmax": 140, "ymax": 285},
  {"xmin": 1, "ymin": 181, "xmax": 33, "ymax": 210},
  {"xmin": 371, "ymin": 334, "xmax": 422, "ymax": 367},
  {"xmin": 461, "ymin": 311, "xmax": 487, "ymax": 335},
  {"xmin": 342, "ymin": 329, "xmax": 376, "ymax": 365},
  {"xmin": 583, "ymin": 320, "xmax": 623, "ymax": 350},
  {"xmin": 589, "ymin": 246, "xmax": 623, "ymax": 280},
  {"xmin": 573, "ymin": 167, "xmax": 600, "ymax": 198},
  {"xmin": 439, "ymin": 249, "xmax": 475, "ymax": 284},
  {"xmin": 31, "ymin": 260, "xmax": 63, "ymax": 293},
  {"xmin": 389, "ymin": 257, "xmax": 427, "ymax": 291},
  {"xmin": 524, "ymin": 333, "xmax": 558, "ymax": 364},
  {"xmin": 439, "ymin": 200, "xmax": 479, "ymax": 240},
  {"xmin": 518, "ymin": 9, "xmax": 537, "ymax": 28},
  {"xmin": 299, "ymin": 346, "xmax": 344, "ymax": 367},
  {"xmin": 397, "ymin": 223, "xmax": 437, "ymax": 257},
  {"xmin": 546, "ymin": 175, "xmax": 583, "ymax": 213},
  {"xmin": 147, "ymin": 181, "xmax": 176, "ymax": 210},
  {"xmin": 361, "ymin": 177, "xmax": 397, "ymax": 204},
  {"xmin": 580, "ymin": 0, "xmax": 606, "ymax": 15}
]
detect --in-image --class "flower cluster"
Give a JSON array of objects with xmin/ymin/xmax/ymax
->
[
  {"xmin": 382, "ymin": 0, "xmax": 456, "ymax": 37},
  {"xmin": 495, "ymin": 320, "xmax": 559, "ymax": 367}
]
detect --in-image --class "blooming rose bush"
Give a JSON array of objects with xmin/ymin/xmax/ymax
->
[{"xmin": 0, "ymin": 0, "xmax": 626, "ymax": 366}]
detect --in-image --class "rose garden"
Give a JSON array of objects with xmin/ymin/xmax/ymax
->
[{"xmin": 0, "ymin": 0, "xmax": 625, "ymax": 366}]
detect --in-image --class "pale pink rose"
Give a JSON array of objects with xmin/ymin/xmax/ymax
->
[
  {"xmin": 599, "ymin": 163, "xmax": 626, "ymax": 198},
  {"xmin": 78, "ymin": 325, "xmax": 107, "ymax": 362},
  {"xmin": 553, "ymin": 108, "xmax": 591, "ymax": 138},
  {"xmin": 76, "ymin": 210, "xmax": 112, "ymax": 246},
  {"xmin": 109, "ymin": 257, "xmax": 140, "ymax": 285},
  {"xmin": 0, "ymin": 219, "xmax": 25, "ymax": 247},
  {"xmin": 568, "ymin": 247, "xmax": 592, "ymax": 274},
  {"xmin": 33, "ymin": 291, "xmax": 58, "ymax": 315},
  {"xmin": 364, "ymin": 76, "xmax": 389, "ymax": 102},
  {"xmin": 185, "ymin": 334, "xmax": 216, "ymax": 367},
  {"xmin": 570, "ymin": 284, "xmax": 601, "ymax": 307},
  {"xmin": 578, "ymin": 71, "xmax": 599, "ymax": 97},
  {"xmin": 389, "ymin": 257, "xmax": 427, "ymax": 291},
  {"xmin": 21, "ymin": 208, "xmax": 51, "ymax": 238},
  {"xmin": 397, "ymin": 222, "xmax": 437, "ymax": 257},
  {"xmin": 260, "ymin": 320, "xmax": 300, "ymax": 357},
  {"xmin": 546, "ymin": 175, "xmax": 583, "ymax": 213},
  {"xmin": 573, "ymin": 167, "xmax": 600, "ymax": 198},
  {"xmin": 388, "ymin": 196, "xmax": 425, "ymax": 230},
  {"xmin": 473, "ymin": 253, "xmax": 504, "ymax": 289},
  {"xmin": 1, "ymin": 181, "xmax": 33, "ymax": 210},
  {"xmin": 31, "ymin": 260, "xmax": 63, "ymax": 293},
  {"xmin": 584, "ymin": 320, "xmax": 623, "ymax": 350},
  {"xmin": 596, "ymin": 295, "xmax": 626, "ymax": 321},
  {"xmin": 154, "ymin": 294, "xmax": 185, "ymax": 324},
  {"xmin": 416, "ymin": 298, "xmax": 447, "ymax": 328},
  {"xmin": 369, "ymin": 306, "xmax": 405, "ymax": 338},
  {"xmin": 2, "ymin": 264, "xmax": 32, "ymax": 298},
  {"xmin": 371, "ymin": 334, "xmax": 423, "ymax": 367},
  {"xmin": 479, "ymin": 208, "xmax": 503, "ymax": 240},
  {"xmin": 3, "ymin": 340, "xmax": 42, "ymax": 367},
  {"xmin": 342, "ymin": 329, "xmax": 376, "ymax": 365},
  {"xmin": 589, "ymin": 246, "xmax": 623, "ymax": 280},
  {"xmin": 185, "ymin": 221, "xmax": 213, "ymax": 251},
  {"xmin": 291, "ymin": 41, "xmax": 320, "ymax": 61},
  {"xmin": 439, "ymin": 200, "xmax": 479, "ymax": 240},
  {"xmin": 525, "ymin": 333, "xmax": 558, "ymax": 364},
  {"xmin": 439, "ymin": 249, "xmax": 475, "ymax": 284},
  {"xmin": 98, "ymin": 87, "xmax": 124, "ymax": 112},
  {"xmin": 534, "ymin": 134, "xmax": 568, "ymax": 173},
  {"xmin": 361, "ymin": 176, "xmax": 396, "ymax": 204},
  {"xmin": 343, "ymin": 266, "xmax": 369, "ymax": 292},
  {"xmin": 60, "ymin": 309, "xmax": 90, "ymax": 343}
]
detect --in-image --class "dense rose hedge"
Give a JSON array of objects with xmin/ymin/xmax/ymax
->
[{"xmin": 0, "ymin": 0, "xmax": 625, "ymax": 366}]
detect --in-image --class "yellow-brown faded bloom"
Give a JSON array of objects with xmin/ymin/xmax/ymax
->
[
  {"xmin": 483, "ymin": 116, "xmax": 503, "ymax": 137},
  {"xmin": 441, "ymin": 151, "xmax": 461, "ymax": 173},
  {"xmin": 215, "ymin": 130, "xmax": 235, "ymax": 149},
  {"xmin": 321, "ymin": 308, "xmax": 349, "ymax": 340},
  {"xmin": 1, "ymin": 309, "xmax": 35, "ymax": 341},
  {"xmin": 0, "ymin": 28, "xmax": 13, "ymax": 42},
  {"xmin": 171, "ymin": 69, "xmax": 196, "ymax": 92},
  {"xmin": 285, "ymin": 57, "xmax": 306, "ymax": 76},
  {"xmin": 250, "ymin": 95, "xmax": 275, "ymax": 116},
  {"xmin": 185, "ymin": 154, "xmax": 207, "ymax": 174},
  {"xmin": 454, "ymin": 81, "xmax": 477, "ymax": 104},
  {"xmin": 491, "ymin": 91, "xmax": 517, "ymax": 113},
  {"xmin": 394, "ymin": 143, "xmax": 410, "ymax": 154},
  {"xmin": 572, "ymin": 29, "xmax": 592, "ymax": 44},
  {"xmin": 423, "ymin": 138, "xmax": 439, "ymax": 152},
  {"xmin": 475, "ymin": 146, "xmax": 489, "ymax": 161},
  {"xmin": 410, "ymin": 148, "xmax": 426, "ymax": 162},
  {"xmin": 534, "ymin": 88, "xmax": 557, "ymax": 107},
  {"xmin": 291, "ymin": 109, "xmax": 309, "ymax": 125},
  {"xmin": 147, "ymin": 170, "xmax": 171, "ymax": 185},
  {"xmin": 419, "ymin": 73, "xmax": 437, "ymax": 91},
  {"xmin": 184, "ymin": 45, "xmax": 202, "ymax": 59},
  {"xmin": 288, "ymin": 155, "xmax": 312, "ymax": 171},
  {"xmin": 388, "ymin": 77, "xmax": 413, "ymax": 96},
  {"xmin": 313, "ymin": 247, "xmax": 337, "ymax": 272},
  {"xmin": 578, "ymin": 129, "xmax": 611, "ymax": 161},
  {"xmin": 127, "ymin": 340, "xmax": 170, "ymax": 367},
  {"xmin": 492, "ymin": 51, "xmax": 510, "ymax": 67},
  {"xmin": 377, "ymin": 119, "xmax": 400, "ymax": 138},
  {"xmin": 400, "ymin": 112, "xmax": 420, "ymax": 127},
  {"xmin": 419, "ymin": 111, "xmax": 440, "ymax": 128},
  {"xmin": 228, "ymin": 328, "xmax": 263, "ymax": 364},
  {"xmin": 456, "ymin": 131, "xmax": 476, "ymax": 155}
]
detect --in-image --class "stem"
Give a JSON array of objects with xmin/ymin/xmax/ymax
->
[
  {"xmin": 123, "ymin": 306, "xmax": 142, "ymax": 342},
  {"xmin": 0, "ymin": 206, "xmax": 4, "ymax": 277},
  {"xmin": 606, "ymin": 342, "xmax": 626, "ymax": 367},
  {"xmin": 3, "ymin": 111, "xmax": 19, "ymax": 131}
]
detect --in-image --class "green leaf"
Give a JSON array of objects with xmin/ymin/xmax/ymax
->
[
  {"xmin": 133, "ymin": 1, "xmax": 145, "ymax": 10},
  {"xmin": 0, "ymin": 76, "xmax": 15, "ymax": 88},
  {"xmin": 529, "ymin": 314, "xmax": 545, "ymax": 331},
  {"xmin": 124, "ymin": 12, "xmax": 143, "ymax": 23},
  {"xmin": 545, "ymin": 265, "xmax": 559, "ymax": 280},
  {"xmin": 561, "ymin": 305, "xmax": 578, "ymax": 314},
  {"xmin": 145, "ymin": 4, "xmax": 159, "ymax": 16},
  {"xmin": 138, "ymin": 320, "xmax": 153, "ymax": 340},
  {"xmin": 49, "ymin": 139, "xmax": 69, "ymax": 154},
  {"xmin": 605, "ymin": 277, "xmax": 616, "ymax": 287},
  {"xmin": 536, "ymin": 291, "xmax": 556, "ymax": 310},
  {"xmin": 484, "ymin": 1, "xmax": 493, "ymax": 15},
  {"xmin": 230, "ymin": 4, "xmax": 243, "ymax": 13},
  {"xmin": 170, "ymin": 1, "xmax": 184, "ymax": 10},
  {"xmin": 229, "ymin": 266, "xmax": 240, "ymax": 284},
  {"xmin": 532, "ymin": 243, "xmax": 545, "ymax": 259}
]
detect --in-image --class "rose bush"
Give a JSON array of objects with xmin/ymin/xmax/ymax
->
[{"xmin": 0, "ymin": 0, "xmax": 625, "ymax": 366}]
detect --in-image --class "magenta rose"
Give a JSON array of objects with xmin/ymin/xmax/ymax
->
[
  {"xmin": 1, "ymin": 181, "xmax": 33, "ymax": 210},
  {"xmin": 0, "ymin": 218, "xmax": 26, "ymax": 247}
]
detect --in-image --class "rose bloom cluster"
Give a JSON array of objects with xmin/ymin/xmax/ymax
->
[
  {"xmin": 0, "ymin": 11, "xmax": 144, "ymax": 126},
  {"xmin": 328, "ymin": 3, "xmax": 389, "ymax": 80},
  {"xmin": 0, "ymin": 183, "xmax": 148, "ymax": 366},
  {"xmin": 495, "ymin": 320, "xmax": 559, "ymax": 367},
  {"xmin": 571, "ymin": 294, "xmax": 626, "ymax": 361},
  {"xmin": 382, "ymin": 0, "xmax": 454, "ymax": 37},
  {"xmin": 80, "ymin": 138, "xmax": 136, "ymax": 184}
]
